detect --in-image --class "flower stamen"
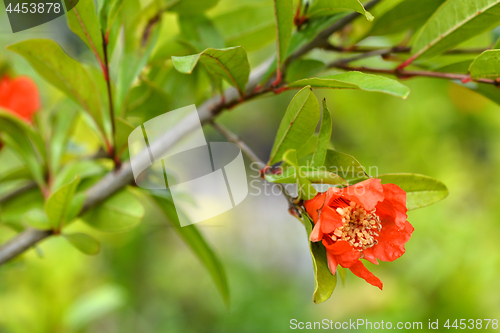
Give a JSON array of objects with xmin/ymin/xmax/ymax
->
[{"xmin": 329, "ymin": 199, "xmax": 382, "ymax": 251}]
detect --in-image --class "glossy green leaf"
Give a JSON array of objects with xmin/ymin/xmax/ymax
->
[
  {"xmin": 369, "ymin": 0, "xmax": 445, "ymax": 36},
  {"xmin": 151, "ymin": 194, "xmax": 230, "ymax": 308},
  {"xmin": 23, "ymin": 209, "xmax": 51, "ymax": 230},
  {"xmin": 283, "ymin": 149, "xmax": 318, "ymax": 200},
  {"xmin": 0, "ymin": 187, "xmax": 44, "ymax": 230},
  {"xmin": 212, "ymin": 4, "xmax": 275, "ymax": 51},
  {"xmin": 52, "ymin": 160, "xmax": 108, "ymax": 192},
  {"xmin": 66, "ymin": 0, "xmax": 105, "ymax": 64},
  {"xmin": 320, "ymin": 149, "xmax": 368, "ymax": 182},
  {"xmin": 412, "ymin": 0, "xmax": 500, "ymax": 61},
  {"xmin": 178, "ymin": 14, "xmax": 225, "ymax": 52},
  {"xmin": 7, "ymin": 39, "xmax": 105, "ymax": 131},
  {"xmin": 288, "ymin": 72, "xmax": 410, "ymax": 98},
  {"xmin": 296, "ymin": 134, "xmax": 319, "ymax": 159},
  {"xmin": 378, "ymin": 173, "xmax": 448, "ymax": 210},
  {"xmin": 303, "ymin": 212, "xmax": 336, "ymax": 303},
  {"xmin": 64, "ymin": 232, "xmax": 101, "ymax": 255},
  {"xmin": 312, "ymin": 99, "xmax": 332, "ymax": 167},
  {"xmin": 285, "ymin": 59, "xmax": 326, "ymax": 82},
  {"xmin": 116, "ymin": 0, "xmax": 160, "ymax": 110},
  {"xmin": 168, "ymin": 0, "xmax": 219, "ymax": 14},
  {"xmin": 434, "ymin": 59, "xmax": 473, "ymax": 74},
  {"xmin": 0, "ymin": 110, "xmax": 45, "ymax": 186},
  {"xmin": 45, "ymin": 176, "xmax": 81, "ymax": 230},
  {"xmin": 50, "ymin": 108, "xmax": 77, "ymax": 175},
  {"xmin": 469, "ymin": 50, "xmax": 500, "ymax": 79},
  {"xmin": 268, "ymin": 86, "xmax": 320, "ymax": 165},
  {"xmin": 472, "ymin": 82, "xmax": 500, "ymax": 106},
  {"xmin": 307, "ymin": 0, "xmax": 374, "ymax": 20},
  {"xmin": 81, "ymin": 188, "xmax": 144, "ymax": 232},
  {"xmin": 172, "ymin": 47, "xmax": 250, "ymax": 97},
  {"xmin": 273, "ymin": 0, "xmax": 293, "ymax": 73},
  {"xmin": 265, "ymin": 166, "xmax": 347, "ymax": 186},
  {"xmin": 115, "ymin": 117, "xmax": 134, "ymax": 153}
]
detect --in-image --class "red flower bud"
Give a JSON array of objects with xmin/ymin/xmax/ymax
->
[{"xmin": 0, "ymin": 75, "xmax": 40, "ymax": 123}]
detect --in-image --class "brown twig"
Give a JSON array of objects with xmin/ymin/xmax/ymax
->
[{"xmin": 330, "ymin": 63, "xmax": 499, "ymax": 86}]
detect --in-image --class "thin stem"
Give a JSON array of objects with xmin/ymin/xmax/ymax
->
[
  {"xmin": 323, "ymin": 44, "xmax": 488, "ymax": 55},
  {"xmin": 330, "ymin": 63, "xmax": 499, "ymax": 85},
  {"xmin": 101, "ymin": 32, "xmax": 118, "ymax": 165},
  {"xmin": 210, "ymin": 121, "xmax": 299, "ymax": 215}
]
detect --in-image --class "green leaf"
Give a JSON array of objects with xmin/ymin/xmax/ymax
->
[
  {"xmin": 411, "ymin": 0, "xmax": 500, "ymax": 61},
  {"xmin": 0, "ymin": 187, "xmax": 44, "ymax": 230},
  {"xmin": 434, "ymin": 59, "xmax": 473, "ymax": 74},
  {"xmin": 0, "ymin": 110, "xmax": 46, "ymax": 186},
  {"xmin": 172, "ymin": 47, "xmax": 250, "ymax": 97},
  {"xmin": 7, "ymin": 39, "xmax": 105, "ymax": 132},
  {"xmin": 50, "ymin": 108, "xmax": 77, "ymax": 175},
  {"xmin": 64, "ymin": 232, "xmax": 101, "ymax": 255},
  {"xmin": 115, "ymin": 117, "xmax": 134, "ymax": 153},
  {"xmin": 283, "ymin": 149, "xmax": 318, "ymax": 200},
  {"xmin": 264, "ymin": 167, "xmax": 347, "ymax": 186},
  {"xmin": 303, "ymin": 212, "xmax": 336, "ymax": 303},
  {"xmin": 469, "ymin": 50, "xmax": 500, "ymax": 79},
  {"xmin": 311, "ymin": 99, "xmax": 332, "ymax": 167},
  {"xmin": 319, "ymin": 149, "xmax": 368, "ymax": 182},
  {"xmin": 178, "ymin": 14, "xmax": 225, "ymax": 52},
  {"xmin": 45, "ymin": 176, "xmax": 81, "ymax": 230},
  {"xmin": 268, "ymin": 86, "xmax": 320, "ymax": 165},
  {"xmin": 307, "ymin": 0, "xmax": 374, "ymax": 20},
  {"xmin": 369, "ymin": 0, "xmax": 445, "ymax": 36},
  {"xmin": 116, "ymin": 0, "xmax": 160, "ymax": 110},
  {"xmin": 472, "ymin": 82, "xmax": 500, "ymax": 106},
  {"xmin": 296, "ymin": 134, "xmax": 319, "ymax": 159},
  {"xmin": 288, "ymin": 72, "xmax": 410, "ymax": 98},
  {"xmin": 23, "ymin": 209, "xmax": 51, "ymax": 230},
  {"xmin": 151, "ymin": 194, "xmax": 230, "ymax": 308},
  {"xmin": 168, "ymin": 0, "xmax": 219, "ymax": 14},
  {"xmin": 65, "ymin": 0, "xmax": 105, "ymax": 65},
  {"xmin": 273, "ymin": 0, "xmax": 294, "ymax": 73},
  {"xmin": 81, "ymin": 188, "xmax": 144, "ymax": 232},
  {"xmin": 212, "ymin": 4, "xmax": 276, "ymax": 52},
  {"xmin": 52, "ymin": 160, "xmax": 108, "ymax": 192},
  {"xmin": 285, "ymin": 59, "xmax": 326, "ymax": 82},
  {"xmin": 378, "ymin": 173, "xmax": 448, "ymax": 210}
]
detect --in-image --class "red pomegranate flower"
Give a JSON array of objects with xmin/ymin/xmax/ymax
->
[
  {"xmin": 304, "ymin": 178, "xmax": 413, "ymax": 290},
  {"xmin": 0, "ymin": 74, "xmax": 40, "ymax": 122}
]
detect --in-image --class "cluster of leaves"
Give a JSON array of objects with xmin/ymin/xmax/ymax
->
[{"xmin": 2, "ymin": 0, "xmax": 499, "ymax": 305}]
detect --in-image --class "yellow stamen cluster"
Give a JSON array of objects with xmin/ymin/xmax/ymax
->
[{"xmin": 330, "ymin": 201, "xmax": 382, "ymax": 251}]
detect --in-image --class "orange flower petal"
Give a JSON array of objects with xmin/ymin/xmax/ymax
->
[
  {"xmin": 366, "ymin": 219, "xmax": 413, "ymax": 262},
  {"xmin": 304, "ymin": 191, "xmax": 327, "ymax": 222},
  {"xmin": 349, "ymin": 261, "xmax": 383, "ymax": 290},
  {"xmin": 326, "ymin": 251, "xmax": 338, "ymax": 275},
  {"xmin": 319, "ymin": 205, "xmax": 344, "ymax": 234},
  {"xmin": 309, "ymin": 218, "xmax": 324, "ymax": 242},
  {"xmin": 341, "ymin": 178, "xmax": 384, "ymax": 211},
  {"xmin": 376, "ymin": 183, "xmax": 407, "ymax": 229}
]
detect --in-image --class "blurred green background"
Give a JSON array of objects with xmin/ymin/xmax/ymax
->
[{"xmin": 1, "ymin": 1, "xmax": 500, "ymax": 332}]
